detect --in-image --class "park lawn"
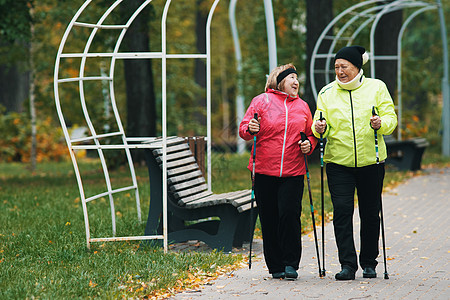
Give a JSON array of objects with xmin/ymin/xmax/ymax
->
[
  {"xmin": 1, "ymin": 151, "xmax": 446, "ymax": 298},
  {"xmin": 0, "ymin": 156, "xmax": 245, "ymax": 299}
]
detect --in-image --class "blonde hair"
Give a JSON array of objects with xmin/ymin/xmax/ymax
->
[{"xmin": 265, "ymin": 63, "xmax": 296, "ymax": 91}]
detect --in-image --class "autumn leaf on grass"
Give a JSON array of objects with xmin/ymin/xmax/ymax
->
[{"xmin": 89, "ymin": 280, "xmax": 97, "ymax": 288}]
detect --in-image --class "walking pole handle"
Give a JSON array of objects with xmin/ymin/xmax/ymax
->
[
  {"xmin": 318, "ymin": 112, "xmax": 325, "ymax": 164},
  {"xmin": 319, "ymin": 111, "xmax": 325, "ymax": 121},
  {"xmin": 318, "ymin": 111, "xmax": 326, "ymax": 133},
  {"xmin": 252, "ymin": 113, "xmax": 258, "ymax": 158},
  {"xmin": 372, "ymin": 106, "xmax": 377, "ymax": 117},
  {"xmin": 300, "ymin": 132, "xmax": 309, "ymax": 170},
  {"xmin": 300, "ymin": 132, "xmax": 307, "ymax": 142}
]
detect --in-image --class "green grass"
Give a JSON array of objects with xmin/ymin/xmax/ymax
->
[
  {"xmin": 1, "ymin": 150, "xmax": 449, "ymax": 298},
  {"xmin": 0, "ymin": 159, "xmax": 241, "ymax": 299}
]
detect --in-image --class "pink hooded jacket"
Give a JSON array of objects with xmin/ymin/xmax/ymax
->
[{"xmin": 239, "ymin": 89, "xmax": 317, "ymax": 177}]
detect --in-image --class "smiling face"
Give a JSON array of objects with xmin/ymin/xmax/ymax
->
[
  {"xmin": 335, "ymin": 58, "xmax": 360, "ymax": 83},
  {"xmin": 280, "ymin": 73, "xmax": 299, "ymax": 97}
]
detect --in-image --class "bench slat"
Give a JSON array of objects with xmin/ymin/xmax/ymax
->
[
  {"xmin": 227, "ymin": 191, "xmax": 252, "ymax": 206},
  {"xmin": 180, "ymin": 190, "xmax": 241, "ymax": 206},
  {"xmin": 173, "ymin": 183, "xmax": 209, "ymax": 199},
  {"xmin": 225, "ymin": 190, "xmax": 252, "ymax": 199},
  {"xmin": 152, "ymin": 143, "xmax": 190, "ymax": 156},
  {"xmin": 177, "ymin": 191, "xmax": 213, "ymax": 206},
  {"xmin": 144, "ymin": 136, "xmax": 185, "ymax": 146},
  {"xmin": 155, "ymin": 157, "xmax": 196, "ymax": 169},
  {"xmin": 170, "ymin": 177, "xmax": 206, "ymax": 192},
  {"xmin": 181, "ymin": 190, "xmax": 252, "ymax": 208},
  {"xmin": 180, "ymin": 192, "xmax": 230, "ymax": 206},
  {"xmin": 236, "ymin": 202, "xmax": 256, "ymax": 213},
  {"xmin": 167, "ymin": 164, "xmax": 199, "ymax": 177},
  {"xmin": 166, "ymin": 149, "xmax": 193, "ymax": 161},
  {"xmin": 184, "ymin": 196, "xmax": 229, "ymax": 209},
  {"xmin": 183, "ymin": 190, "xmax": 254, "ymax": 210},
  {"xmin": 168, "ymin": 170, "xmax": 203, "ymax": 184},
  {"xmin": 154, "ymin": 150, "xmax": 193, "ymax": 164}
]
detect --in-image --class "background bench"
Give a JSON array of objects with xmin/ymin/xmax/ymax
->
[
  {"xmin": 384, "ymin": 135, "xmax": 429, "ymax": 171},
  {"xmin": 143, "ymin": 137, "xmax": 257, "ymax": 252}
]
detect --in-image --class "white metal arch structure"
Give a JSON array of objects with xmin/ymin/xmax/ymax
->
[
  {"xmin": 310, "ymin": 0, "xmax": 449, "ymax": 152},
  {"xmin": 54, "ymin": 0, "xmax": 221, "ymax": 251}
]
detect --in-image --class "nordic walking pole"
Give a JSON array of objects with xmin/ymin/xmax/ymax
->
[
  {"xmin": 249, "ymin": 113, "xmax": 258, "ymax": 269},
  {"xmin": 372, "ymin": 106, "xmax": 389, "ymax": 280},
  {"xmin": 301, "ymin": 132, "xmax": 322, "ymax": 277},
  {"xmin": 319, "ymin": 112, "xmax": 326, "ymax": 277}
]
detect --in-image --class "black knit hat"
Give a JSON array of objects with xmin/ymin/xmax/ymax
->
[{"xmin": 335, "ymin": 46, "xmax": 366, "ymax": 69}]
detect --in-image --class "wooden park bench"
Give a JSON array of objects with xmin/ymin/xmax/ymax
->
[
  {"xmin": 143, "ymin": 136, "xmax": 257, "ymax": 252},
  {"xmin": 384, "ymin": 135, "xmax": 429, "ymax": 171}
]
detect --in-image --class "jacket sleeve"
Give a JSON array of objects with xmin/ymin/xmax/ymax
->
[
  {"xmin": 305, "ymin": 103, "xmax": 318, "ymax": 156},
  {"xmin": 311, "ymin": 91, "xmax": 330, "ymax": 139},
  {"xmin": 239, "ymin": 94, "xmax": 263, "ymax": 141},
  {"xmin": 376, "ymin": 82, "xmax": 398, "ymax": 136}
]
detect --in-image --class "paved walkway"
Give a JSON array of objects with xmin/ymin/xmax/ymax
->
[{"xmin": 171, "ymin": 167, "xmax": 450, "ymax": 299}]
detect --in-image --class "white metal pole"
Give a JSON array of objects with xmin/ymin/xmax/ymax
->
[
  {"xmin": 206, "ymin": 0, "xmax": 221, "ymax": 192},
  {"xmin": 263, "ymin": 0, "xmax": 277, "ymax": 71},
  {"xmin": 229, "ymin": 0, "xmax": 246, "ymax": 154},
  {"xmin": 162, "ymin": 0, "xmax": 172, "ymax": 253},
  {"xmin": 437, "ymin": 0, "xmax": 450, "ymax": 156}
]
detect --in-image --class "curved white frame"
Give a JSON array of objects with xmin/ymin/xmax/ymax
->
[
  {"xmin": 309, "ymin": 0, "xmax": 448, "ymax": 151},
  {"xmin": 54, "ymin": 0, "xmax": 221, "ymax": 251}
]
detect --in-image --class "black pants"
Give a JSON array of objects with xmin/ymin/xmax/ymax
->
[
  {"xmin": 254, "ymin": 173, "xmax": 304, "ymax": 274},
  {"xmin": 326, "ymin": 163, "xmax": 385, "ymax": 271}
]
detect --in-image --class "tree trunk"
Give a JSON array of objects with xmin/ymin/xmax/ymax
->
[
  {"xmin": 120, "ymin": 1, "xmax": 156, "ymax": 163},
  {"xmin": 29, "ymin": 14, "xmax": 36, "ymax": 172},
  {"xmin": 0, "ymin": 55, "xmax": 29, "ymax": 113},
  {"xmin": 304, "ymin": 0, "xmax": 333, "ymax": 115},
  {"xmin": 374, "ymin": 2, "xmax": 402, "ymax": 98}
]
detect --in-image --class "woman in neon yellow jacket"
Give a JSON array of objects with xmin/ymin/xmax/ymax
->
[{"xmin": 312, "ymin": 46, "xmax": 397, "ymax": 281}]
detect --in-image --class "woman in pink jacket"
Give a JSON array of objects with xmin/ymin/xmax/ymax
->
[{"xmin": 239, "ymin": 63, "xmax": 317, "ymax": 279}]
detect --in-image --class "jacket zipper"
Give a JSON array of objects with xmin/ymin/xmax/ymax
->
[
  {"xmin": 349, "ymin": 91, "xmax": 357, "ymax": 167},
  {"xmin": 280, "ymin": 96, "xmax": 289, "ymax": 177}
]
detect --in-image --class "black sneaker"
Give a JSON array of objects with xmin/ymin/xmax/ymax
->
[
  {"xmin": 272, "ymin": 272, "xmax": 285, "ymax": 279},
  {"xmin": 335, "ymin": 267, "xmax": 355, "ymax": 280},
  {"xmin": 285, "ymin": 266, "xmax": 298, "ymax": 280},
  {"xmin": 363, "ymin": 267, "xmax": 377, "ymax": 278}
]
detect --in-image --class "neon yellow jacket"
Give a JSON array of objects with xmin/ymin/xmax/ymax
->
[{"xmin": 312, "ymin": 77, "xmax": 397, "ymax": 168}]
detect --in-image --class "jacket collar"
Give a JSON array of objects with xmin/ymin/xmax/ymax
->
[
  {"xmin": 335, "ymin": 69, "xmax": 365, "ymax": 91},
  {"xmin": 266, "ymin": 88, "xmax": 300, "ymax": 101}
]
